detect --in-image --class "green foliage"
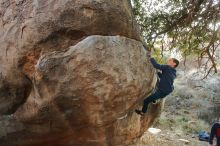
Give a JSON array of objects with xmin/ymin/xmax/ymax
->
[
  {"xmin": 152, "ymin": 48, "xmax": 168, "ymax": 64},
  {"xmin": 131, "ymin": 0, "xmax": 220, "ymax": 74}
]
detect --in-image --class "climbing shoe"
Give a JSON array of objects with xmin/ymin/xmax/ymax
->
[
  {"xmin": 152, "ymin": 100, "xmax": 157, "ymax": 104},
  {"xmin": 135, "ymin": 109, "xmax": 144, "ymax": 116}
]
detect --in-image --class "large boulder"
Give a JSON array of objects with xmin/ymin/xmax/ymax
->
[
  {"xmin": 0, "ymin": 0, "xmax": 163, "ymax": 146},
  {"xmin": 0, "ymin": 0, "xmax": 141, "ymax": 114}
]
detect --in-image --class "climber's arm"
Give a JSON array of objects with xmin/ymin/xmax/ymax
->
[{"xmin": 150, "ymin": 58, "xmax": 168, "ymax": 70}]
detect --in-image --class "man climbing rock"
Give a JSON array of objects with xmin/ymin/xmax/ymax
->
[
  {"xmin": 135, "ymin": 47, "xmax": 179, "ymax": 115},
  {"xmin": 209, "ymin": 122, "xmax": 220, "ymax": 146}
]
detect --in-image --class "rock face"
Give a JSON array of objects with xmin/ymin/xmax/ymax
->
[{"xmin": 0, "ymin": 0, "xmax": 162, "ymax": 146}]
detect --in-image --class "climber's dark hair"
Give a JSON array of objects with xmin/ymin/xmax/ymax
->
[{"xmin": 172, "ymin": 58, "xmax": 179, "ymax": 68}]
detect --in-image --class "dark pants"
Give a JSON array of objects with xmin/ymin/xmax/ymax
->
[
  {"xmin": 141, "ymin": 89, "xmax": 169, "ymax": 113},
  {"xmin": 209, "ymin": 123, "xmax": 220, "ymax": 146}
]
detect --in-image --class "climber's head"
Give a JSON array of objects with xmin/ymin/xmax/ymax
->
[{"xmin": 167, "ymin": 58, "xmax": 179, "ymax": 68}]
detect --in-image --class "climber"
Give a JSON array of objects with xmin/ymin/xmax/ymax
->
[
  {"xmin": 209, "ymin": 122, "xmax": 220, "ymax": 146},
  {"xmin": 135, "ymin": 46, "xmax": 179, "ymax": 116}
]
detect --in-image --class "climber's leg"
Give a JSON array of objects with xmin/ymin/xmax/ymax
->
[
  {"xmin": 135, "ymin": 90, "xmax": 168, "ymax": 116},
  {"xmin": 141, "ymin": 90, "xmax": 167, "ymax": 113}
]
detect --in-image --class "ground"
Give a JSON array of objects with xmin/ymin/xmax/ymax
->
[{"xmin": 134, "ymin": 70, "xmax": 220, "ymax": 146}]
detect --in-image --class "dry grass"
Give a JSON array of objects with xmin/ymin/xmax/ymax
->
[{"xmin": 132, "ymin": 131, "xmax": 207, "ymax": 146}]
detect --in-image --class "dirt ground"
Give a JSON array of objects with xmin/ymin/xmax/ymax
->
[{"xmin": 133, "ymin": 72, "xmax": 220, "ymax": 146}]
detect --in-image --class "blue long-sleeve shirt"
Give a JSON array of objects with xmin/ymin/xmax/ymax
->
[
  {"xmin": 150, "ymin": 58, "xmax": 176, "ymax": 94},
  {"xmin": 209, "ymin": 123, "xmax": 220, "ymax": 145}
]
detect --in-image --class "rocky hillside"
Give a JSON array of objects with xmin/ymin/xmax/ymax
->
[{"xmin": 0, "ymin": 0, "xmax": 162, "ymax": 146}]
